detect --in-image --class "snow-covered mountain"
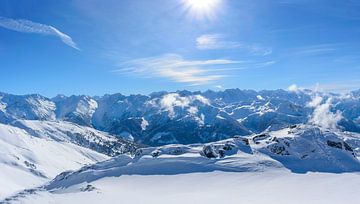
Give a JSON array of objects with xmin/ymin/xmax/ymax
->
[
  {"xmin": 4, "ymin": 124, "xmax": 360, "ymax": 203},
  {"xmin": 1, "ymin": 89, "xmax": 360, "ymax": 146},
  {"xmin": 0, "ymin": 119, "xmax": 138, "ymax": 199},
  {"xmin": 0, "ymin": 93, "xmax": 56, "ymax": 123},
  {"xmin": 0, "ymin": 123, "xmax": 108, "ymax": 199},
  {"xmin": 52, "ymin": 95, "xmax": 98, "ymax": 127}
]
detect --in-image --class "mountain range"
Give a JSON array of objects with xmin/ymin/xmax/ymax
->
[{"xmin": 1, "ymin": 89, "xmax": 360, "ymax": 146}]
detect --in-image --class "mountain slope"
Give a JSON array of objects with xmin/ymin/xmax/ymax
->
[
  {"xmin": 0, "ymin": 118, "xmax": 139, "ymax": 199},
  {"xmin": 0, "ymin": 123, "xmax": 109, "ymax": 199},
  {"xmin": 4, "ymin": 124, "xmax": 360, "ymax": 203},
  {"xmin": 11, "ymin": 120, "xmax": 139, "ymax": 156}
]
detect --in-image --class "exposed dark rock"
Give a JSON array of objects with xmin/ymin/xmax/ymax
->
[
  {"xmin": 268, "ymin": 144, "xmax": 290, "ymax": 155},
  {"xmin": 201, "ymin": 145, "xmax": 218, "ymax": 158},
  {"xmin": 81, "ymin": 184, "xmax": 96, "ymax": 192},
  {"xmin": 151, "ymin": 150, "xmax": 161, "ymax": 158},
  {"xmin": 327, "ymin": 140, "xmax": 342, "ymax": 149},
  {"xmin": 343, "ymin": 142, "xmax": 353, "ymax": 152}
]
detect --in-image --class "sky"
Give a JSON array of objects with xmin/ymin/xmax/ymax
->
[{"xmin": 0, "ymin": 0, "xmax": 360, "ymax": 97}]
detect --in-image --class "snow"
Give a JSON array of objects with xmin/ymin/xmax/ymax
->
[
  {"xmin": 1, "ymin": 89, "xmax": 360, "ymax": 203},
  {"xmin": 119, "ymin": 131, "xmax": 134, "ymax": 141},
  {"xmin": 10, "ymin": 124, "xmax": 360, "ymax": 189},
  {"xmin": 0, "ymin": 123, "xmax": 108, "ymax": 199},
  {"xmin": 53, "ymin": 95, "xmax": 98, "ymax": 126},
  {"xmin": 256, "ymin": 95, "xmax": 264, "ymax": 100},
  {"xmin": 140, "ymin": 117, "xmax": 149, "ymax": 130},
  {"xmin": 2, "ymin": 89, "xmax": 360, "ymax": 146},
  {"xmin": 2, "ymin": 124, "xmax": 360, "ymax": 203},
  {"xmin": 11, "ymin": 171, "xmax": 360, "ymax": 204},
  {"xmin": 187, "ymin": 106, "xmax": 198, "ymax": 114},
  {"xmin": 0, "ymin": 101, "xmax": 6, "ymax": 112},
  {"xmin": 150, "ymin": 132, "xmax": 178, "ymax": 144},
  {"xmin": 25, "ymin": 97, "xmax": 56, "ymax": 120}
]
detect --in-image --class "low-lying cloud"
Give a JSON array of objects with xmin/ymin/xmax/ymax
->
[{"xmin": 308, "ymin": 95, "xmax": 343, "ymax": 129}]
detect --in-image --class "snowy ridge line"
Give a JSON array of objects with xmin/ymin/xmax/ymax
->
[
  {"xmin": 31, "ymin": 125, "xmax": 360, "ymax": 190},
  {"xmin": 10, "ymin": 119, "xmax": 141, "ymax": 157}
]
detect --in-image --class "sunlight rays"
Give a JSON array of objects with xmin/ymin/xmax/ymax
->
[{"xmin": 181, "ymin": 0, "xmax": 221, "ymax": 20}]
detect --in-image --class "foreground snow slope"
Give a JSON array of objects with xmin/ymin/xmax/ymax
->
[
  {"xmin": 0, "ymin": 123, "xmax": 110, "ymax": 199},
  {"xmin": 4, "ymin": 125, "xmax": 360, "ymax": 203},
  {"xmin": 10, "ymin": 171, "xmax": 360, "ymax": 204}
]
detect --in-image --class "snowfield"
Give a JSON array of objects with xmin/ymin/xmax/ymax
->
[
  {"xmin": 9, "ymin": 171, "xmax": 360, "ymax": 204},
  {"xmin": 3, "ymin": 124, "xmax": 360, "ymax": 203}
]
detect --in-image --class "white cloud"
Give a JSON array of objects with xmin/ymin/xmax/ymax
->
[
  {"xmin": 0, "ymin": 17, "xmax": 79, "ymax": 50},
  {"xmin": 287, "ymin": 84, "xmax": 305, "ymax": 92},
  {"xmin": 115, "ymin": 54, "xmax": 240, "ymax": 85},
  {"xmin": 196, "ymin": 34, "xmax": 240, "ymax": 50},
  {"xmin": 287, "ymin": 84, "xmax": 299, "ymax": 92},
  {"xmin": 308, "ymin": 96, "xmax": 343, "ymax": 129},
  {"xmin": 309, "ymin": 82, "xmax": 360, "ymax": 93},
  {"xmin": 288, "ymin": 44, "xmax": 338, "ymax": 57},
  {"xmin": 215, "ymin": 85, "xmax": 223, "ymax": 89},
  {"xmin": 307, "ymin": 95, "xmax": 323, "ymax": 107},
  {"xmin": 196, "ymin": 34, "xmax": 272, "ymax": 56},
  {"xmin": 158, "ymin": 93, "xmax": 209, "ymax": 118}
]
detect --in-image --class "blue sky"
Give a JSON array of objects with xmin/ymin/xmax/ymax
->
[{"xmin": 0, "ymin": 0, "xmax": 360, "ymax": 97}]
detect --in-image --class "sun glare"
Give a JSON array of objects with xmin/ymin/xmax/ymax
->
[{"xmin": 182, "ymin": 0, "xmax": 221, "ymax": 20}]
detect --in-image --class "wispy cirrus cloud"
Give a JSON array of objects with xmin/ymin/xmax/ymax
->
[
  {"xmin": 113, "ymin": 54, "xmax": 242, "ymax": 85},
  {"xmin": 0, "ymin": 16, "xmax": 79, "ymax": 50},
  {"xmin": 113, "ymin": 54, "xmax": 276, "ymax": 85},
  {"xmin": 287, "ymin": 44, "xmax": 339, "ymax": 56},
  {"xmin": 196, "ymin": 34, "xmax": 241, "ymax": 50},
  {"xmin": 196, "ymin": 34, "xmax": 272, "ymax": 56},
  {"xmin": 310, "ymin": 81, "xmax": 360, "ymax": 93},
  {"xmin": 288, "ymin": 81, "xmax": 360, "ymax": 93}
]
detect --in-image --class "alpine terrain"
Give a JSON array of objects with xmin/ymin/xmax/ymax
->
[{"xmin": 1, "ymin": 89, "xmax": 360, "ymax": 203}]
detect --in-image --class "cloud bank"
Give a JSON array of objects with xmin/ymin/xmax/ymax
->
[{"xmin": 0, "ymin": 17, "xmax": 79, "ymax": 50}]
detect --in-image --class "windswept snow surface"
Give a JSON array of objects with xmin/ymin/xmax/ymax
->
[
  {"xmin": 9, "ymin": 172, "xmax": 360, "ymax": 204},
  {"xmin": 4, "ymin": 125, "xmax": 360, "ymax": 203}
]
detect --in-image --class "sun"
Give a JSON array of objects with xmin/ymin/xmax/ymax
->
[
  {"xmin": 182, "ymin": 0, "xmax": 221, "ymax": 20},
  {"xmin": 186, "ymin": 0, "xmax": 218, "ymax": 10}
]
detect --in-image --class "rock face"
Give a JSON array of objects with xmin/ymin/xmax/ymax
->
[{"xmin": 1, "ymin": 89, "xmax": 360, "ymax": 145}]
